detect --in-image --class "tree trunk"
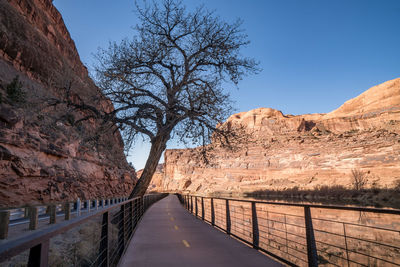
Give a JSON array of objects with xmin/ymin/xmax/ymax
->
[{"xmin": 128, "ymin": 134, "xmax": 169, "ymax": 198}]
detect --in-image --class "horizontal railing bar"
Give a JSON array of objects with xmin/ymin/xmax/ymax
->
[
  {"xmin": 0, "ymin": 196, "xmax": 143, "ymax": 262},
  {"xmin": 345, "ymin": 235, "xmax": 400, "ymax": 249},
  {"xmin": 313, "ymin": 216, "xmax": 400, "ymax": 233},
  {"xmin": 258, "ymin": 228, "xmax": 307, "ymax": 243},
  {"xmin": 180, "ymin": 193, "xmax": 400, "ymax": 267},
  {"xmin": 0, "ymin": 196, "xmax": 128, "ymax": 211},
  {"xmin": 314, "ymin": 228, "xmax": 400, "ymax": 250},
  {"xmin": 258, "ymin": 219, "xmax": 305, "ymax": 229},
  {"xmin": 190, "ymin": 195, "xmax": 400, "ymax": 214}
]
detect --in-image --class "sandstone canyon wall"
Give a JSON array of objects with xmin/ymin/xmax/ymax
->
[
  {"xmin": 0, "ymin": 0, "xmax": 136, "ymax": 207},
  {"xmin": 160, "ymin": 78, "xmax": 400, "ymax": 195}
]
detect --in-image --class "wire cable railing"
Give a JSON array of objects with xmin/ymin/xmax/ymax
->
[
  {"xmin": 0, "ymin": 193, "xmax": 167, "ymax": 267},
  {"xmin": 178, "ymin": 194, "xmax": 400, "ymax": 267}
]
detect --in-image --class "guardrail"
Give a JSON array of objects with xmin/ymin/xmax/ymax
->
[
  {"xmin": 0, "ymin": 193, "xmax": 168, "ymax": 267},
  {"xmin": 0, "ymin": 196, "xmax": 129, "ymax": 239},
  {"xmin": 178, "ymin": 194, "xmax": 400, "ymax": 267}
]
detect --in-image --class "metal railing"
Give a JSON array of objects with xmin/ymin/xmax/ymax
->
[
  {"xmin": 178, "ymin": 194, "xmax": 400, "ymax": 267},
  {"xmin": 0, "ymin": 193, "xmax": 167, "ymax": 267},
  {"xmin": 0, "ymin": 196, "xmax": 130, "ymax": 239}
]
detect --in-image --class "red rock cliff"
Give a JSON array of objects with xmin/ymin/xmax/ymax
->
[
  {"xmin": 0, "ymin": 0, "xmax": 136, "ymax": 207},
  {"xmin": 161, "ymin": 78, "xmax": 400, "ymax": 195}
]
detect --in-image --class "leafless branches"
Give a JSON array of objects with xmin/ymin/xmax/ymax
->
[{"xmin": 55, "ymin": 0, "xmax": 259, "ymax": 196}]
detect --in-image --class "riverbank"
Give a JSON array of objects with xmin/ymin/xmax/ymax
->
[{"xmin": 244, "ymin": 185, "xmax": 400, "ymax": 209}]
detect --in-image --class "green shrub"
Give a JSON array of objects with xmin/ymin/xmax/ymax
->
[{"xmin": 6, "ymin": 75, "xmax": 25, "ymax": 103}]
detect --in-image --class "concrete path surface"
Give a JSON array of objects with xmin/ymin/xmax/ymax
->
[{"xmin": 119, "ymin": 195, "xmax": 283, "ymax": 267}]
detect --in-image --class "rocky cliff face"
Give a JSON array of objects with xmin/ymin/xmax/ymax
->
[
  {"xmin": 161, "ymin": 78, "xmax": 400, "ymax": 195},
  {"xmin": 0, "ymin": 0, "xmax": 136, "ymax": 207},
  {"xmin": 135, "ymin": 164, "xmax": 164, "ymax": 193}
]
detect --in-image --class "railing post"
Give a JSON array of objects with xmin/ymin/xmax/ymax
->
[
  {"xmin": 28, "ymin": 240, "xmax": 49, "ymax": 267},
  {"xmin": 133, "ymin": 199, "xmax": 137, "ymax": 227},
  {"xmin": 304, "ymin": 206, "xmax": 318, "ymax": 267},
  {"xmin": 226, "ymin": 199, "xmax": 231, "ymax": 234},
  {"xmin": 343, "ymin": 223, "xmax": 350, "ymax": 267},
  {"xmin": 195, "ymin": 196, "xmax": 198, "ymax": 217},
  {"xmin": 129, "ymin": 201, "xmax": 133, "ymax": 235},
  {"xmin": 211, "ymin": 198, "xmax": 215, "ymax": 226},
  {"xmin": 201, "ymin": 197, "xmax": 205, "ymax": 220},
  {"xmin": 190, "ymin": 196, "xmax": 193, "ymax": 213},
  {"xmin": 143, "ymin": 197, "xmax": 145, "ymax": 212},
  {"xmin": 117, "ymin": 204, "xmax": 126, "ymax": 260},
  {"xmin": 49, "ymin": 205, "xmax": 56, "ymax": 224},
  {"xmin": 76, "ymin": 198, "xmax": 81, "ymax": 216},
  {"xmin": 86, "ymin": 200, "xmax": 91, "ymax": 213},
  {"xmin": 64, "ymin": 203, "xmax": 71, "ymax": 220},
  {"xmin": 0, "ymin": 210, "xmax": 10, "ymax": 239},
  {"xmin": 251, "ymin": 202, "xmax": 259, "ymax": 248},
  {"xmin": 95, "ymin": 199, "xmax": 99, "ymax": 210},
  {"xmin": 99, "ymin": 211, "xmax": 109, "ymax": 267},
  {"xmin": 122, "ymin": 204, "xmax": 127, "ymax": 246},
  {"xmin": 28, "ymin": 207, "xmax": 38, "ymax": 230}
]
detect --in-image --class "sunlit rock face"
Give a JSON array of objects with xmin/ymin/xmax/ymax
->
[
  {"xmin": 160, "ymin": 78, "xmax": 400, "ymax": 195},
  {"xmin": 0, "ymin": 0, "xmax": 136, "ymax": 207},
  {"xmin": 136, "ymin": 164, "xmax": 165, "ymax": 193}
]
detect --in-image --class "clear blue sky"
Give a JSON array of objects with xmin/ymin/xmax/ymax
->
[{"xmin": 53, "ymin": 0, "xmax": 400, "ymax": 170}]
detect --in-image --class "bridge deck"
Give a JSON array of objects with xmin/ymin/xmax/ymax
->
[{"xmin": 119, "ymin": 195, "xmax": 282, "ymax": 267}]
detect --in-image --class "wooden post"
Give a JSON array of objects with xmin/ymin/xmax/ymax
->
[
  {"xmin": 49, "ymin": 205, "xmax": 56, "ymax": 224},
  {"xmin": 29, "ymin": 207, "xmax": 38, "ymax": 230},
  {"xmin": 86, "ymin": 200, "xmax": 91, "ymax": 212},
  {"xmin": 0, "ymin": 210, "xmax": 10, "ymax": 239},
  {"xmin": 76, "ymin": 199, "xmax": 81, "ymax": 216},
  {"xmin": 64, "ymin": 203, "xmax": 71, "ymax": 220}
]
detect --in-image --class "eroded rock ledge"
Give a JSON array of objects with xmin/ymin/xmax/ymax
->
[{"xmin": 157, "ymin": 78, "xmax": 400, "ymax": 195}]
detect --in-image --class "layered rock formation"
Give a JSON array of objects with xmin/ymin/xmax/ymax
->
[
  {"xmin": 161, "ymin": 78, "xmax": 400, "ymax": 195},
  {"xmin": 136, "ymin": 164, "xmax": 164, "ymax": 193},
  {"xmin": 0, "ymin": 0, "xmax": 136, "ymax": 207}
]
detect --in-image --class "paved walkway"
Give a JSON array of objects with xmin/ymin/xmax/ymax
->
[{"xmin": 119, "ymin": 195, "xmax": 283, "ymax": 267}]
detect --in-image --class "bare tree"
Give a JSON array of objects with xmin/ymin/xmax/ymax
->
[
  {"xmin": 87, "ymin": 0, "xmax": 259, "ymax": 197},
  {"xmin": 351, "ymin": 169, "xmax": 367, "ymax": 191}
]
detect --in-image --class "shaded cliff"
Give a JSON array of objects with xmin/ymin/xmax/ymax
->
[
  {"xmin": 160, "ymin": 78, "xmax": 400, "ymax": 195},
  {"xmin": 0, "ymin": 0, "xmax": 136, "ymax": 207}
]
